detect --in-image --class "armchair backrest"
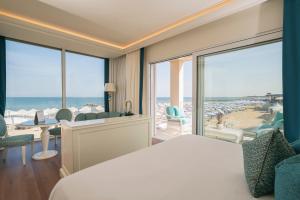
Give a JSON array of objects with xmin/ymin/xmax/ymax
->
[
  {"xmin": 166, "ymin": 106, "xmax": 176, "ymax": 117},
  {"xmin": 0, "ymin": 114, "xmax": 7, "ymax": 138},
  {"xmin": 166, "ymin": 106, "xmax": 181, "ymax": 117},
  {"xmin": 56, "ymin": 109, "xmax": 73, "ymax": 122}
]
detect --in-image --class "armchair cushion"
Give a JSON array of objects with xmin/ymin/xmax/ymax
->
[
  {"xmin": 291, "ymin": 139, "xmax": 300, "ymax": 154},
  {"xmin": 0, "ymin": 134, "xmax": 34, "ymax": 147},
  {"xmin": 275, "ymin": 154, "xmax": 300, "ymax": 200}
]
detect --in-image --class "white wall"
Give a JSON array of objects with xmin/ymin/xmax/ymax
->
[{"xmin": 144, "ymin": 0, "xmax": 283, "ymax": 64}]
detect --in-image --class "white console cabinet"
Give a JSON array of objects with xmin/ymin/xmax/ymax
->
[{"xmin": 60, "ymin": 115, "xmax": 151, "ymax": 176}]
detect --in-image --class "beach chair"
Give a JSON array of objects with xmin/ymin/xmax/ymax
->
[
  {"xmin": 49, "ymin": 108, "xmax": 73, "ymax": 146},
  {"xmin": 166, "ymin": 106, "xmax": 187, "ymax": 132},
  {"xmin": 0, "ymin": 114, "xmax": 34, "ymax": 165}
]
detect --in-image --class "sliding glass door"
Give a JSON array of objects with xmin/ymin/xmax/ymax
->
[
  {"xmin": 151, "ymin": 56, "xmax": 193, "ymax": 141},
  {"xmin": 197, "ymin": 41, "xmax": 283, "ymax": 143}
]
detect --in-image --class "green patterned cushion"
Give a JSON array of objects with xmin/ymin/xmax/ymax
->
[
  {"xmin": 85, "ymin": 113, "xmax": 97, "ymax": 120},
  {"xmin": 275, "ymin": 154, "xmax": 300, "ymax": 200},
  {"xmin": 97, "ymin": 112, "xmax": 109, "ymax": 119},
  {"xmin": 56, "ymin": 109, "xmax": 72, "ymax": 121},
  {"xmin": 0, "ymin": 134, "xmax": 34, "ymax": 147},
  {"xmin": 242, "ymin": 130, "xmax": 296, "ymax": 197},
  {"xmin": 49, "ymin": 127, "xmax": 61, "ymax": 136},
  {"xmin": 75, "ymin": 113, "xmax": 86, "ymax": 121},
  {"xmin": 107, "ymin": 112, "xmax": 122, "ymax": 118}
]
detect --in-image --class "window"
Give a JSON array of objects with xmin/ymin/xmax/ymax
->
[
  {"xmin": 5, "ymin": 40, "xmax": 106, "ymax": 138},
  {"xmin": 66, "ymin": 52, "xmax": 105, "ymax": 114},
  {"xmin": 198, "ymin": 41, "xmax": 282, "ymax": 143},
  {"xmin": 5, "ymin": 40, "xmax": 61, "ymax": 137}
]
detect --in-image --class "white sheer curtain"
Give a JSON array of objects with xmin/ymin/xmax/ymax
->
[
  {"xmin": 125, "ymin": 50, "xmax": 140, "ymax": 114},
  {"xmin": 109, "ymin": 55, "xmax": 126, "ymax": 112}
]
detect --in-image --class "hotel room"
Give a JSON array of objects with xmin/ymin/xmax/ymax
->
[{"xmin": 0, "ymin": 0, "xmax": 300, "ymax": 199}]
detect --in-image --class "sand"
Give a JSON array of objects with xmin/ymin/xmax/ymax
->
[{"xmin": 206, "ymin": 106, "xmax": 274, "ymax": 131}]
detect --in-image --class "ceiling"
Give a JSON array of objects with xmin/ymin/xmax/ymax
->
[{"xmin": 0, "ymin": 0, "xmax": 267, "ymax": 56}]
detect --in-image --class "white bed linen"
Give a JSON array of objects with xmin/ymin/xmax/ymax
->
[{"xmin": 50, "ymin": 135, "xmax": 274, "ymax": 200}]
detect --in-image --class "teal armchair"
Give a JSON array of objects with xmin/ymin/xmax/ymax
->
[
  {"xmin": 0, "ymin": 114, "xmax": 34, "ymax": 165},
  {"xmin": 256, "ymin": 112, "xmax": 284, "ymax": 137},
  {"xmin": 166, "ymin": 106, "xmax": 187, "ymax": 125},
  {"xmin": 49, "ymin": 108, "xmax": 72, "ymax": 145}
]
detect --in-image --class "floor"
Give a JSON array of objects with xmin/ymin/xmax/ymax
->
[{"xmin": 0, "ymin": 138, "xmax": 163, "ymax": 200}]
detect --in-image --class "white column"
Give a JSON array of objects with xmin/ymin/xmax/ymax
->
[{"xmin": 170, "ymin": 59, "xmax": 184, "ymax": 110}]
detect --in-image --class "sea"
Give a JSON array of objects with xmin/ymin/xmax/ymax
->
[{"xmin": 6, "ymin": 96, "xmax": 265, "ymax": 111}]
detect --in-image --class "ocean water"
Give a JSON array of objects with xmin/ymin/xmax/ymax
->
[
  {"xmin": 6, "ymin": 96, "xmax": 263, "ymax": 111},
  {"xmin": 6, "ymin": 97, "xmax": 104, "ymax": 111}
]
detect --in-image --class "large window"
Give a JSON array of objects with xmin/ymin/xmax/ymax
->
[
  {"xmin": 5, "ymin": 40, "xmax": 62, "ymax": 137},
  {"xmin": 198, "ymin": 41, "xmax": 282, "ymax": 143},
  {"xmin": 5, "ymin": 40, "xmax": 105, "ymax": 138},
  {"xmin": 66, "ymin": 52, "xmax": 105, "ymax": 114}
]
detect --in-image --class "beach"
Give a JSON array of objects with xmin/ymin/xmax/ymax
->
[{"xmin": 154, "ymin": 97, "xmax": 281, "ymax": 141}]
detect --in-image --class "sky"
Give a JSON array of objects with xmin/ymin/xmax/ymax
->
[
  {"xmin": 6, "ymin": 40, "xmax": 282, "ymax": 98},
  {"xmin": 156, "ymin": 41, "xmax": 282, "ymax": 98},
  {"xmin": 6, "ymin": 40, "xmax": 104, "ymax": 97}
]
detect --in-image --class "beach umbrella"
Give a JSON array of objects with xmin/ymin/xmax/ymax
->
[
  {"xmin": 79, "ymin": 106, "xmax": 92, "ymax": 113},
  {"xmin": 96, "ymin": 105, "xmax": 104, "ymax": 112},
  {"xmin": 16, "ymin": 109, "xmax": 28, "ymax": 117}
]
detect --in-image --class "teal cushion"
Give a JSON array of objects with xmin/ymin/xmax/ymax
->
[
  {"xmin": 242, "ymin": 130, "xmax": 296, "ymax": 197},
  {"xmin": 0, "ymin": 134, "xmax": 34, "ymax": 147},
  {"xmin": 275, "ymin": 154, "xmax": 300, "ymax": 200},
  {"xmin": 74, "ymin": 113, "xmax": 86, "ymax": 121},
  {"xmin": 85, "ymin": 113, "xmax": 97, "ymax": 120},
  {"xmin": 173, "ymin": 106, "xmax": 180, "ymax": 117},
  {"xmin": 49, "ymin": 127, "xmax": 61, "ymax": 136},
  {"xmin": 291, "ymin": 139, "xmax": 300, "ymax": 154},
  {"xmin": 166, "ymin": 106, "xmax": 175, "ymax": 117}
]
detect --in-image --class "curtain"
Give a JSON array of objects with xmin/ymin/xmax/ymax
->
[
  {"xmin": 125, "ymin": 50, "xmax": 140, "ymax": 114},
  {"xmin": 109, "ymin": 55, "xmax": 126, "ymax": 112},
  {"xmin": 0, "ymin": 36, "xmax": 6, "ymax": 117},
  {"xmin": 283, "ymin": 0, "xmax": 300, "ymax": 142},
  {"xmin": 139, "ymin": 48, "xmax": 145, "ymax": 114},
  {"xmin": 104, "ymin": 58, "xmax": 109, "ymax": 112}
]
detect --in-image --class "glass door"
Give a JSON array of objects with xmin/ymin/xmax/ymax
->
[{"xmin": 197, "ymin": 41, "xmax": 283, "ymax": 143}]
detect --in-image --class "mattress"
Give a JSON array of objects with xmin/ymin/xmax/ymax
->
[{"xmin": 50, "ymin": 135, "xmax": 274, "ymax": 200}]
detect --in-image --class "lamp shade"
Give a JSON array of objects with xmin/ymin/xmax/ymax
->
[{"xmin": 104, "ymin": 83, "xmax": 116, "ymax": 92}]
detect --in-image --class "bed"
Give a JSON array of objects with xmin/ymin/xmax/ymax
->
[{"xmin": 50, "ymin": 135, "xmax": 274, "ymax": 200}]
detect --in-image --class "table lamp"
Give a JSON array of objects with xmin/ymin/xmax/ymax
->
[{"xmin": 104, "ymin": 83, "xmax": 116, "ymax": 111}]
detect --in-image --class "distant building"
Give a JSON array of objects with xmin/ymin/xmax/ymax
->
[{"xmin": 266, "ymin": 93, "xmax": 283, "ymax": 103}]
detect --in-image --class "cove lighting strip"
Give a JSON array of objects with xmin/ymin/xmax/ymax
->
[{"xmin": 0, "ymin": 0, "xmax": 231, "ymax": 50}]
